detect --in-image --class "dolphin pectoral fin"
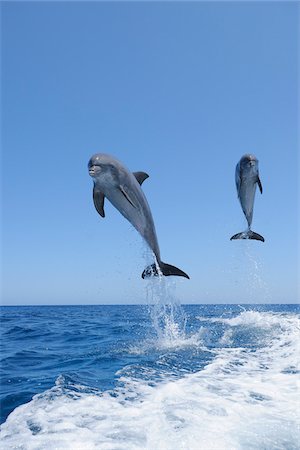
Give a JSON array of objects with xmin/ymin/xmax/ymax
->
[
  {"xmin": 230, "ymin": 230, "xmax": 264, "ymax": 242},
  {"xmin": 119, "ymin": 186, "xmax": 138, "ymax": 208},
  {"xmin": 142, "ymin": 262, "xmax": 190, "ymax": 279},
  {"xmin": 235, "ymin": 164, "xmax": 242, "ymax": 197},
  {"xmin": 133, "ymin": 171, "xmax": 149, "ymax": 185},
  {"xmin": 257, "ymin": 176, "xmax": 263, "ymax": 194},
  {"xmin": 93, "ymin": 187, "xmax": 105, "ymax": 218}
]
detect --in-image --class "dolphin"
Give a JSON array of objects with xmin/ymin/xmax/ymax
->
[
  {"xmin": 88, "ymin": 153, "xmax": 189, "ymax": 279},
  {"xmin": 230, "ymin": 154, "xmax": 264, "ymax": 242}
]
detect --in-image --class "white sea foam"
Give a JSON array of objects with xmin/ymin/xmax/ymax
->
[
  {"xmin": 1, "ymin": 311, "xmax": 299, "ymax": 450},
  {"xmin": 128, "ymin": 320, "xmax": 206, "ymax": 355},
  {"xmin": 197, "ymin": 309, "xmax": 298, "ymax": 329}
]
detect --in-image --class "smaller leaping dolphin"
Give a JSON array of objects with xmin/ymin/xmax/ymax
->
[
  {"xmin": 88, "ymin": 153, "xmax": 190, "ymax": 279},
  {"xmin": 230, "ymin": 154, "xmax": 264, "ymax": 242}
]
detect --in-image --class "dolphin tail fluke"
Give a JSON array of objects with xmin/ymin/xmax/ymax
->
[
  {"xmin": 230, "ymin": 230, "xmax": 265, "ymax": 242},
  {"xmin": 142, "ymin": 262, "xmax": 190, "ymax": 279}
]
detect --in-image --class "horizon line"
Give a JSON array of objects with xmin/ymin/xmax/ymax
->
[{"xmin": 1, "ymin": 303, "xmax": 299, "ymax": 307}]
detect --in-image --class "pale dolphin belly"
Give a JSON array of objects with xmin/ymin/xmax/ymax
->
[
  {"xmin": 239, "ymin": 179, "xmax": 257, "ymax": 228},
  {"xmin": 101, "ymin": 182, "xmax": 161, "ymax": 262}
]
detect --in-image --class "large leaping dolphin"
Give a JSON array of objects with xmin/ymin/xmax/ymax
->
[
  {"xmin": 230, "ymin": 154, "xmax": 264, "ymax": 242},
  {"xmin": 88, "ymin": 153, "xmax": 190, "ymax": 279}
]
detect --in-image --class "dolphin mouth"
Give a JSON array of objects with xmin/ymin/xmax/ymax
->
[
  {"xmin": 88, "ymin": 164, "xmax": 102, "ymax": 177},
  {"xmin": 89, "ymin": 166, "xmax": 101, "ymax": 177}
]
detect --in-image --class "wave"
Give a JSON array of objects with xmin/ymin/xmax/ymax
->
[{"xmin": 1, "ymin": 310, "xmax": 299, "ymax": 450}]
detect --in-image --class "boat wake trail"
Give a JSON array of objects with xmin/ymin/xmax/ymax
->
[{"xmin": 1, "ymin": 308, "xmax": 299, "ymax": 449}]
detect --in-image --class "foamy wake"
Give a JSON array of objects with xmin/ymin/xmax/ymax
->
[{"xmin": 1, "ymin": 311, "xmax": 299, "ymax": 450}]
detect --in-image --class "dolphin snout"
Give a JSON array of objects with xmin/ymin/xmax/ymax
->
[{"xmin": 88, "ymin": 165, "xmax": 101, "ymax": 177}]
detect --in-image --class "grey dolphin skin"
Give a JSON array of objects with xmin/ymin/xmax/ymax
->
[
  {"xmin": 88, "ymin": 153, "xmax": 189, "ymax": 279},
  {"xmin": 230, "ymin": 154, "xmax": 264, "ymax": 242}
]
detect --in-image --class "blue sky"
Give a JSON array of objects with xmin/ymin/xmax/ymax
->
[{"xmin": 1, "ymin": 1, "xmax": 299, "ymax": 305}]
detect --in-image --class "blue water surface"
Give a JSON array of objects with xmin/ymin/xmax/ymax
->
[{"xmin": 1, "ymin": 303, "xmax": 298, "ymax": 426}]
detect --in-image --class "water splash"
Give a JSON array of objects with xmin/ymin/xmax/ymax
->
[
  {"xmin": 144, "ymin": 269, "xmax": 187, "ymax": 347},
  {"xmin": 230, "ymin": 241, "xmax": 271, "ymax": 303},
  {"xmin": 138, "ymin": 244, "xmax": 196, "ymax": 350}
]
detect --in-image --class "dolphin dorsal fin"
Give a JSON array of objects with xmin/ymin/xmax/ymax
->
[
  {"xmin": 257, "ymin": 176, "xmax": 263, "ymax": 194},
  {"xmin": 133, "ymin": 171, "xmax": 149, "ymax": 185},
  {"xmin": 93, "ymin": 186, "xmax": 105, "ymax": 217}
]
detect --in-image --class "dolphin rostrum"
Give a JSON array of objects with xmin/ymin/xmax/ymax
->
[
  {"xmin": 88, "ymin": 153, "xmax": 189, "ymax": 279},
  {"xmin": 230, "ymin": 154, "xmax": 264, "ymax": 242}
]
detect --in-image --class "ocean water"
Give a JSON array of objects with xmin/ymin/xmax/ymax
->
[{"xmin": 0, "ymin": 295, "xmax": 299, "ymax": 449}]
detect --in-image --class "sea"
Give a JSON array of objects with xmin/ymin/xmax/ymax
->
[{"xmin": 0, "ymin": 284, "xmax": 299, "ymax": 449}]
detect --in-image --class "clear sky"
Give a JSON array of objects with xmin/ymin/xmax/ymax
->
[{"xmin": 1, "ymin": 1, "xmax": 299, "ymax": 305}]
